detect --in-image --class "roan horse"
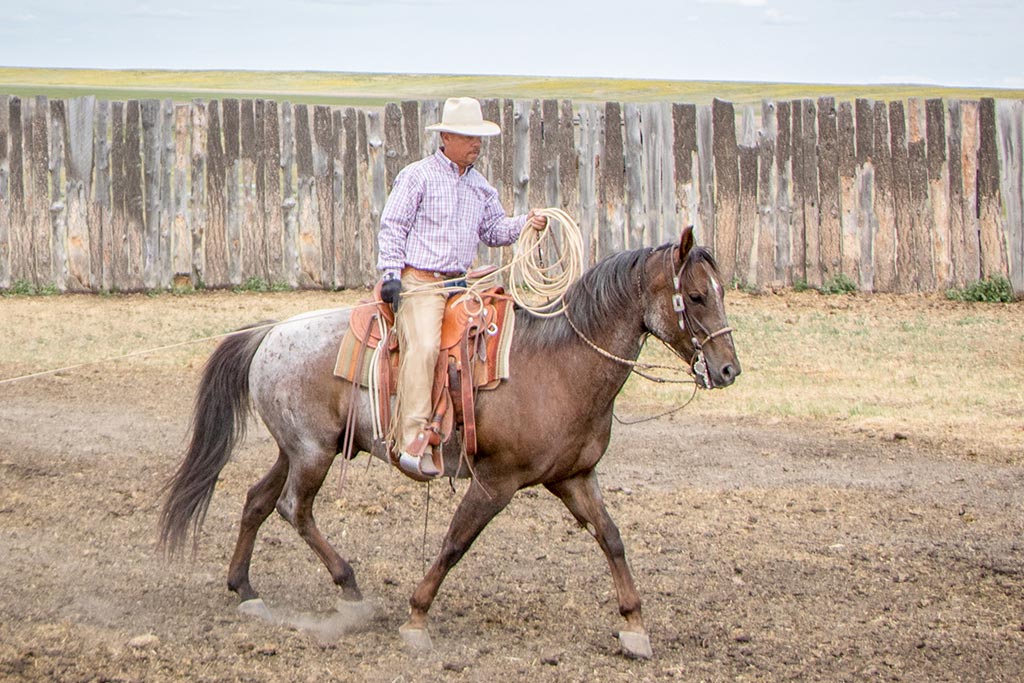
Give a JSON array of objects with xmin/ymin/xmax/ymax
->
[{"xmin": 159, "ymin": 225, "xmax": 740, "ymax": 658}]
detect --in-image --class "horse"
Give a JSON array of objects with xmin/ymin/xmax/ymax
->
[{"xmin": 159, "ymin": 225, "xmax": 740, "ymax": 659}]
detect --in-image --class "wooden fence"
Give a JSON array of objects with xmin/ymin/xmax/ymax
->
[{"xmin": 0, "ymin": 94, "xmax": 1021, "ymax": 294}]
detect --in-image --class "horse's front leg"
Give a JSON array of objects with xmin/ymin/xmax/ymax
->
[
  {"xmin": 401, "ymin": 478, "xmax": 515, "ymax": 650},
  {"xmin": 545, "ymin": 469, "xmax": 652, "ymax": 659}
]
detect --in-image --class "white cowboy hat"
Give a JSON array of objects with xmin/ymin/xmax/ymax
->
[{"xmin": 425, "ymin": 97, "xmax": 500, "ymax": 137}]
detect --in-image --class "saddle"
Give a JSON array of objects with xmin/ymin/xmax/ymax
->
[{"xmin": 334, "ymin": 275, "xmax": 515, "ymax": 479}]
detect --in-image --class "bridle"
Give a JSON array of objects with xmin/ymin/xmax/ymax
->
[
  {"xmin": 563, "ymin": 245, "xmax": 734, "ymax": 389},
  {"xmin": 662, "ymin": 246, "xmax": 733, "ymax": 388}
]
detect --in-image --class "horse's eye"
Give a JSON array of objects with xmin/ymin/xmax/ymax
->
[{"xmin": 688, "ymin": 293, "xmax": 705, "ymax": 306}]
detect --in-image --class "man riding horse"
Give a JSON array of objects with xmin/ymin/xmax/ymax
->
[{"xmin": 376, "ymin": 97, "xmax": 548, "ymax": 479}]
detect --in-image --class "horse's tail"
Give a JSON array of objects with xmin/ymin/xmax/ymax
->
[{"xmin": 159, "ymin": 321, "xmax": 275, "ymax": 556}]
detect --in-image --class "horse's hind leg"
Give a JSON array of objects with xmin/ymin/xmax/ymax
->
[
  {"xmin": 545, "ymin": 469, "xmax": 652, "ymax": 659},
  {"xmin": 227, "ymin": 451, "xmax": 289, "ymax": 603},
  {"xmin": 276, "ymin": 447, "xmax": 362, "ymax": 601}
]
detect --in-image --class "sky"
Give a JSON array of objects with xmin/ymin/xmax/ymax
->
[{"xmin": 0, "ymin": 0, "xmax": 1020, "ymax": 89}]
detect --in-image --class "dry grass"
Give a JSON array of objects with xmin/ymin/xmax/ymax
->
[
  {"xmin": 624, "ymin": 290, "xmax": 1024, "ymax": 463},
  {"xmin": 2, "ymin": 66, "xmax": 1022, "ymax": 105}
]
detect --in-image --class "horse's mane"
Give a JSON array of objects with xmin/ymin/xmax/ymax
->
[
  {"xmin": 514, "ymin": 246, "xmax": 649, "ymax": 351},
  {"xmin": 513, "ymin": 242, "xmax": 720, "ymax": 352}
]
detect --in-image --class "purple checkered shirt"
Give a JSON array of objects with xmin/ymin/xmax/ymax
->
[{"xmin": 377, "ymin": 149, "xmax": 527, "ymax": 279}]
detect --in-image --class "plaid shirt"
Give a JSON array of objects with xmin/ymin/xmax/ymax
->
[{"xmin": 377, "ymin": 149, "xmax": 527, "ymax": 279}]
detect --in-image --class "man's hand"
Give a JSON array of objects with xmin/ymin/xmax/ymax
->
[
  {"xmin": 380, "ymin": 278, "xmax": 402, "ymax": 311},
  {"xmin": 526, "ymin": 209, "xmax": 548, "ymax": 231}
]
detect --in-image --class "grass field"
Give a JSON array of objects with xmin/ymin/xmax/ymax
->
[{"xmin": 2, "ymin": 66, "xmax": 1022, "ymax": 105}]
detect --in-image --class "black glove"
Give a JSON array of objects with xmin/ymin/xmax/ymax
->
[{"xmin": 380, "ymin": 278, "xmax": 402, "ymax": 311}]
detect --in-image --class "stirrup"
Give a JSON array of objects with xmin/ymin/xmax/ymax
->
[{"xmin": 397, "ymin": 451, "xmax": 442, "ymax": 482}]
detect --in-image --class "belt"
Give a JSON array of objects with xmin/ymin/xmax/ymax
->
[{"xmin": 401, "ymin": 266, "xmax": 466, "ymax": 281}]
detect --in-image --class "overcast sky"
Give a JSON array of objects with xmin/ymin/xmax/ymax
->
[{"xmin": 1, "ymin": 0, "xmax": 1019, "ymax": 89}]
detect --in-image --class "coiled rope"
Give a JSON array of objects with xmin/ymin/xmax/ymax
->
[{"xmin": 505, "ymin": 207, "xmax": 585, "ymax": 317}]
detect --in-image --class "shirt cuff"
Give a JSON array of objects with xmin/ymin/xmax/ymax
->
[{"xmin": 381, "ymin": 269, "xmax": 401, "ymax": 282}]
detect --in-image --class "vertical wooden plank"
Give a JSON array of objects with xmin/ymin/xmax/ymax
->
[
  {"xmin": 673, "ymin": 103, "xmax": 698, "ymax": 236},
  {"xmin": 798, "ymin": 99, "xmax": 821, "ymax": 288},
  {"xmin": 996, "ymin": 100, "xmax": 1023, "ymax": 294},
  {"xmin": 203, "ymin": 100, "xmax": 228, "ymax": 288},
  {"xmin": 817, "ymin": 97, "xmax": 841, "ymax": 281},
  {"xmin": 958, "ymin": 101, "xmax": 982, "ymax": 283},
  {"xmin": 654, "ymin": 102, "xmax": 677, "ymax": 244},
  {"xmin": 737, "ymin": 141, "xmax": 758, "ymax": 287},
  {"xmin": 159, "ymin": 100, "xmax": 175, "ymax": 288},
  {"xmin": 63, "ymin": 97, "xmax": 94, "ymax": 291},
  {"xmin": 0, "ymin": 95, "xmax": 9, "ymax": 289},
  {"xmin": 189, "ymin": 101, "xmax": 208, "ymax": 287},
  {"xmin": 477, "ymin": 98, "xmax": 503, "ymax": 265},
  {"xmin": 420, "ymin": 99, "xmax": 440, "ymax": 158},
  {"xmin": 401, "ymin": 100, "xmax": 421, "ymax": 169},
  {"xmin": 837, "ymin": 101, "xmax": 859, "ymax": 284},
  {"xmin": 279, "ymin": 102, "xmax": 299, "ymax": 287},
  {"xmin": 872, "ymin": 101, "xmax": 896, "ymax": 292},
  {"xmin": 888, "ymin": 101, "xmax": 914, "ymax": 293},
  {"xmin": 926, "ymin": 98, "xmax": 952, "ymax": 290},
  {"xmin": 577, "ymin": 103, "xmax": 601, "ymax": 266},
  {"xmin": 623, "ymin": 103, "xmax": 645, "ymax": 250},
  {"xmin": 29, "ymin": 96, "xmax": 53, "ymax": 287},
  {"xmin": 365, "ymin": 110, "xmax": 387, "ymax": 286},
  {"xmin": 49, "ymin": 99, "xmax": 68, "ymax": 291},
  {"xmin": 313, "ymin": 104, "xmax": 334, "ymax": 287},
  {"xmin": 600, "ymin": 102, "xmax": 625, "ymax": 258},
  {"xmin": 854, "ymin": 99, "xmax": 875, "ymax": 291},
  {"xmin": 123, "ymin": 100, "xmax": 145, "ymax": 291},
  {"xmin": 109, "ymin": 101, "xmax": 128, "ymax": 290},
  {"xmin": 384, "ymin": 101, "xmax": 404, "ymax": 192},
  {"xmin": 513, "ymin": 100, "xmax": 532, "ymax": 220},
  {"xmin": 251, "ymin": 100, "xmax": 269, "ymax": 283},
  {"xmin": 907, "ymin": 98, "xmax": 934, "ymax": 290},
  {"xmin": 172, "ymin": 103, "xmax": 191, "ymax": 284},
  {"xmin": 945, "ymin": 100, "xmax": 966, "ymax": 288},
  {"xmin": 789, "ymin": 99, "xmax": 805, "ymax": 284},
  {"xmin": 756, "ymin": 101, "xmax": 778, "ymax": 289},
  {"xmin": 141, "ymin": 99, "xmax": 162, "ymax": 289},
  {"xmin": 330, "ymin": 109, "xmax": 346, "ymax": 287},
  {"xmin": 712, "ymin": 98, "xmax": 739, "ymax": 283},
  {"xmin": 636, "ymin": 103, "xmax": 656, "ymax": 246},
  {"xmin": 773, "ymin": 101, "xmax": 793, "ymax": 285},
  {"xmin": 221, "ymin": 98, "xmax": 242, "ymax": 286},
  {"xmin": 696, "ymin": 105, "xmax": 716, "ymax": 250},
  {"xmin": 558, "ymin": 100, "xmax": 579, "ymax": 221},
  {"xmin": 978, "ymin": 98, "xmax": 1010, "ymax": 280},
  {"xmin": 91, "ymin": 100, "xmax": 111, "ymax": 291},
  {"xmin": 500, "ymin": 99, "xmax": 515, "ymax": 219},
  {"xmin": 313, "ymin": 104, "xmax": 337, "ymax": 286},
  {"xmin": 735, "ymin": 105, "xmax": 757, "ymax": 286},
  {"xmin": 263, "ymin": 100, "xmax": 284, "ymax": 285},
  {"xmin": 338, "ymin": 107, "xmax": 360, "ymax": 288},
  {"xmin": 527, "ymin": 100, "xmax": 545, "ymax": 216},
  {"xmin": 239, "ymin": 99, "xmax": 261, "ymax": 284},
  {"xmin": 7, "ymin": 97, "xmax": 27, "ymax": 285},
  {"xmin": 541, "ymin": 99, "xmax": 560, "ymax": 210}
]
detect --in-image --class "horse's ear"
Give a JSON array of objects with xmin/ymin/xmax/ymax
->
[{"xmin": 678, "ymin": 225, "xmax": 696, "ymax": 261}]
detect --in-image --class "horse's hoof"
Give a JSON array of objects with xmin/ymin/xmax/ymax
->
[
  {"xmin": 618, "ymin": 629, "xmax": 653, "ymax": 659},
  {"xmin": 237, "ymin": 598, "xmax": 273, "ymax": 622},
  {"xmin": 399, "ymin": 623, "xmax": 433, "ymax": 652}
]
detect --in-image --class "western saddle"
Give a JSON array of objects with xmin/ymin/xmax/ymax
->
[{"xmin": 334, "ymin": 271, "xmax": 514, "ymax": 481}]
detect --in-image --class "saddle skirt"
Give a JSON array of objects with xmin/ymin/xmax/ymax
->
[{"xmin": 333, "ymin": 286, "xmax": 515, "ymax": 468}]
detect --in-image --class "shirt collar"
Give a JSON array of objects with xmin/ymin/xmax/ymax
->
[{"xmin": 435, "ymin": 148, "xmax": 473, "ymax": 175}]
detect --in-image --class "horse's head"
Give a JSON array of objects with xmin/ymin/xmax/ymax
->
[{"xmin": 641, "ymin": 226, "xmax": 741, "ymax": 388}]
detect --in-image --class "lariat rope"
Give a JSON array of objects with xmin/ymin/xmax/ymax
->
[{"xmin": 398, "ymin": 207, "xmax": 584, "ymax": 317}]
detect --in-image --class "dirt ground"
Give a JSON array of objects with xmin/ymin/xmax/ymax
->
[{"xmin": 0, "ymin": 291, "xmax": 1021, "ymax": 683}]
